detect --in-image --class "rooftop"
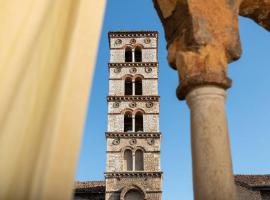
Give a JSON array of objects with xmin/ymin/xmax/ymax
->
[
  {"xmin": 235, "ymin": 175, "xmax": 270, "ymax": 190},
  {"xmin": 74, "ymin": 181, "xmax": 105, "ymax": 193}
]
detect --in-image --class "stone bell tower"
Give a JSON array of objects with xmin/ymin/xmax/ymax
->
[{"xmin": 105, "ymin": 31, "xmax": 162, "ymax": 200}]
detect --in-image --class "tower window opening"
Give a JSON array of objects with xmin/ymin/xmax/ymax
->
[
  {"xmin": 124, "ymin": 149, "xmax": 133, "ymax": 171},
  {"xmin": 135, "ymin": 46, "xmax": 142, "ymax": 62},
  {"xmin": 135, "ymin": 149, "xmax": 144, "ymax": 171},
  {"xmin": 125, "ymin": 47, "xmax": 132, "ymax": 62},
  {"xmin": 125, "ymin": 77, "xmax": 133, "ymax": 95},
  {"xmin": 124, "ymin": 111, "xmax": 133, "ymax": 132},
  {"xmin": 135, "ymin": 112, "xmax": 143, "ymax": 132},
  {"xmin": 135, "ymin": 77, "xmax": 142, "ymax": 95}
]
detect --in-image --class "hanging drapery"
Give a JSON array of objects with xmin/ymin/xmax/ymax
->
[{"xmin": 0, "ymin": 0, "xmax": 106, "ymax": 199}]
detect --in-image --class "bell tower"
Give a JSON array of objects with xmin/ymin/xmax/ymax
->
[{"xmin": 106, "ymin": 31, "xmax": 162, "ymax": 200}]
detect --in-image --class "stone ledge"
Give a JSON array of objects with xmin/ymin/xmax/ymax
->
[
  {"xmin": 107, "ymin": 96, "xmax": 160, "ymax": 102},
  {"xmin": 108, "ymin": 62, "xmax": 158, "ymax": 68},
  {"xmin": 108, "ymin": 31, "xmax": 158, "ymax": 38},
  {"xmin": 105, "ymin": 172, "xmax": 163, "ymax": 178},
  {"xmin": 105, "ymin": 190, "xmax": 162, "ymax": 194},
  {"xmin": 106, "ymin": 132, "xmax": 161, "ymax": 138}
]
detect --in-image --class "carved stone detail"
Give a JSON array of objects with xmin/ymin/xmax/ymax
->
[
  {"xmin": 113, "ymin": 102, "xmax": 120, "ymax": 108},
  {"xmin": 114, "ymin": 67, "xmax": 121, "ymax": 73},
  {"xmin": 130, "ymin": 38, "xmax": 136, "ymax": 44},
  {"xmin": 129, "ymin": 67, "xmax": 137, "ymax": 73},
  {"xmin": 112, "ymin": 138, "xmax": 120, "ymax": 145},
  {"xmin": 129, "ymin": 102, "xmax": 136, "ymax": 108},
  {"xmin": 129, "ymin": 139, "xmax": 137, "ymax": 145},
  {"xmin": 114, "ymin": 39, "xmax": 122, "ymax": 45},
  {"xmin": 144, "ymin": 37, "xmax": 151, "ymax": 44},
  {"xmin": 145, "ymin": 67, "xmax": 152, "ymax": 73},
  {"xmin": 146, "ymin": 102, "xmax": 154, "ymax": 108},
  {"xmin": 147, "ymin": 138, "xmax": 155, "ymax": 145}
]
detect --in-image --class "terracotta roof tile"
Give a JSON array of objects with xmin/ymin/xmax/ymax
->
[
  {"xmin": 74, "ymin": 181, "xmax": 105, "ymax": 193},
  {"xmin": 235, "ymin": 175, "xmax": 270, "ymax": 188}
]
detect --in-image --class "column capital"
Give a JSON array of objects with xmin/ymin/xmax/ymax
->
[{"xmin": 153, "ymin": 0, "xmax": 242, "ymax": 100}]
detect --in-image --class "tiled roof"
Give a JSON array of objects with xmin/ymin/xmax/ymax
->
[
  {"xmin": 235, "ymin": 175, "xmax": 270, "ymax": 189},
  {"xmin": 74, "ymin": 181, "xmax": 105, "ymax": 193}
]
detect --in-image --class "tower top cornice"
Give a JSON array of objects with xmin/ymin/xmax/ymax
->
[{"xmin": 108, "ymin": 31, "xmax": 158, "ymax": 38}]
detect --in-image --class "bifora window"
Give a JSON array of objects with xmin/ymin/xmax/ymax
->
[
  {"xmin": 124, "ymin": 76, "xmax": 143, "ymax": 96},
  {"xmin": 124, "ymin": 111, "xmax": 144, "ymax": 132},
  {"xmin": 123, "ymin": 149, "xmax": 144, "ymax": 171},
  {"xmin": 124, "ymin": 46, "xmax": 142, "ymax": 62}
]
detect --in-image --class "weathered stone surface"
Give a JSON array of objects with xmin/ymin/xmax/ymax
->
[
  {"xmin": 239, "ymin": 0, "xmax": 270, "ymax": 32},
  {"xmin": 153, "ymin": 0, "xmax": 242, "ymax": 99},
  {"xmin": 153, "ymin": 0, "xmax": 270, "ymax": 100},
  {"xmin": 186, "ymin": 86, "xmax": 237, "ymax": 200},
  {"xmin": 106, "ymin": 31, "xmax": 162, "ymax": 200}
]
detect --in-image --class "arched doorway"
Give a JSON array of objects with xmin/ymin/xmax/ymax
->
[{"xmin": 124, "ymin": 189, "xmax": 144, "ymax": 200}]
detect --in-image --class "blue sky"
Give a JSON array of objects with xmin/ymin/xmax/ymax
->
[{"xmin": 76, "ymin": 1, "xmax": 270, "ymax": 199}]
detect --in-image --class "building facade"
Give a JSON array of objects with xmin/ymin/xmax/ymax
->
[{"xmin": 105, "ymin": 31, "xmax": 162, "ymax": 200}]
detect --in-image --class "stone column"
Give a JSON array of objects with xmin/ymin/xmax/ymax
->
[
  {"xmin": 151, "ymin": 1, "xmax": 249, "ymax": 199},
  {"xmin": 186, "ymin": 86, "xmax": 236, "ymax": 200}
]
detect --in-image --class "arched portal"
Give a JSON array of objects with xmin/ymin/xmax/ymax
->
[{"xmin": 124, "ymin": 189, "xmax": 144, "ymax": 200}]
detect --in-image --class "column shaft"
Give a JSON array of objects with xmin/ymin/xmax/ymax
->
[{"xmin": 186, "ymin": 86, "xmax": 237, "ymax": 200}]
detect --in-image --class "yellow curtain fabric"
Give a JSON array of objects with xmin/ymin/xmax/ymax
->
[{"xmin": 0, "ymin": 0, "xmax": 106, "ymax": 199}]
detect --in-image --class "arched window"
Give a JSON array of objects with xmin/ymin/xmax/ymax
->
[
  {"xmin": 125, "ymin": 77, "xmax": 133, "ymax": 95},
  {"xmin": 124, "ymin": 189, "xmax": 144, "ymax": 200},
  {"xmin": 125, "ymin": 47, "xmax": 132, "ymax": 62},
  {"xmin": 135, "ymin": 77, "xmax": 142, "ymax": 95},
  {"xmin": 124, "ymin": 111, "xmax": 133, "ymax": 132},
  {"xmin": 135, "ymin": 150, "xmax": 144, "ymax": 171},
  {"xmin": 135, "ymin": 112, "xmax": 143, "ymax": 132},
  {"xmin": 124, "ymin": 149, "xmax": 133, "ymax": 171},
  {"xmin": 134, "ymin": 46, "xmax": 142, "ymax": 62}
]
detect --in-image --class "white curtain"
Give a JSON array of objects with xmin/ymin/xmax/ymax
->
[{"xmin": 0, "ymin": 0, "xmax": 106, "ymax": 199}]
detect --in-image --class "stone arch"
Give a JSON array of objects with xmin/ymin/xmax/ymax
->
[
  {"xmin": 122, "ymin": 74, "xmax": 134, "ymax": 80},
  {"xmin": 133, "ymin": 74, "xmax": 144, "ymax": 79},
  {"xmin": 120, "ymin": 185, "xmax": 147, "ymax": 200},
  {"xmin": 121, "ymin": 108, "xmax": 133, "ymax": 115},
  {"xmin": 134, "ymin": 146, "xmax": 146, "ymax": 152},
  {"xmin": 132, "ymin": 108, "xmax": 145, "ymax": 115}
]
